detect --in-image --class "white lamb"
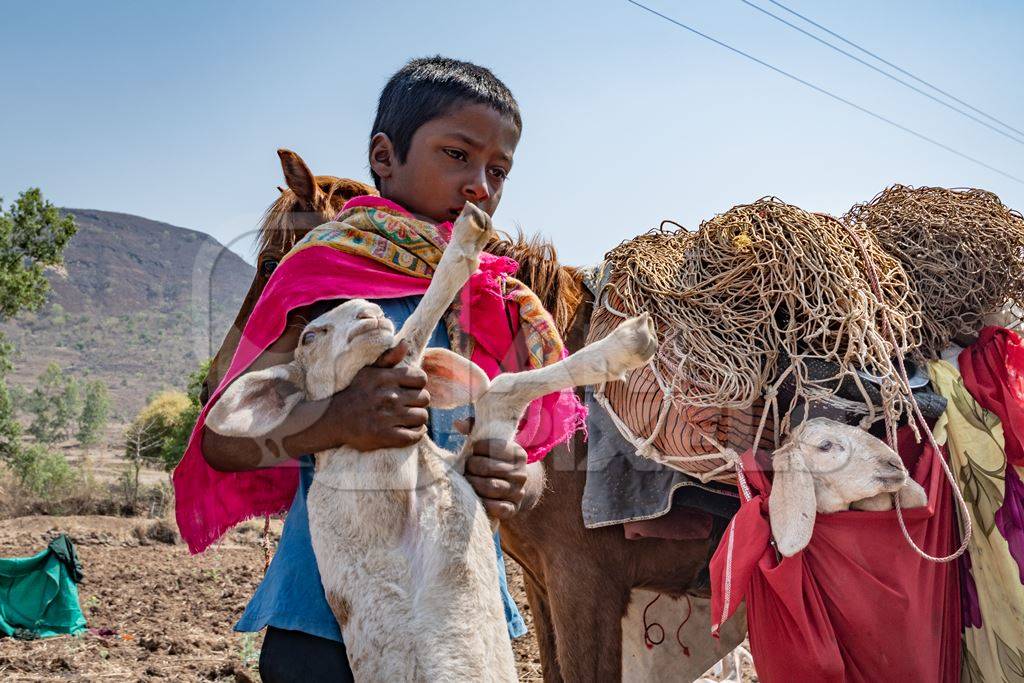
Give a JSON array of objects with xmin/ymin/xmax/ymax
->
[
  {"xmin": 769, "ymin": 417, "xmax": 928, "ymax": 557},
  {"xmin": 206, "ymin": 203, "xmax": 658, "ymax": 681}
]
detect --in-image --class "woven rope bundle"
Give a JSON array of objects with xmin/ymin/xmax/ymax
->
[
  {"xmin": 594, "ymin": 198, "xmax": 921, "ymax": 479},
  {"xmin": 845, "ymin": 185, "xmax": 1024, "ymax": 357}
]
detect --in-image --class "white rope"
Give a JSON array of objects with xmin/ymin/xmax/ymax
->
[{"xmin": 840, "ymin": 221, "xmax": 971, "ymax": 563}]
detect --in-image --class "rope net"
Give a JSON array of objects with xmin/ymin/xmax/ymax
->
[
  {"xmin": 593, "ymin": 197, "xmax": 921, "ymax": 481},
  {"xmin": 844, "ymin": 185, "xmax": 1024, "ymax": 357}
]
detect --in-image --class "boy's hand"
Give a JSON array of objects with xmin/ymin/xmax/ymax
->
[
  {"xmin": 456, "ymin": 419, "xmax": 534, "ymax": 520},
  {"xmin": 331, "ymin": 341, "xmax": 431, "ymax": 451}
]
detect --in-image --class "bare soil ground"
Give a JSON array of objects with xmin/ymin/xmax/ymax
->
[{"xmin": 0, "ymin": 515, "xmax": 545, "ymax": 682}]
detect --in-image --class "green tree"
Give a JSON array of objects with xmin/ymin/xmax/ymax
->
[
  {"xmin": 126, "ymin": 390, "xmax": 190, "ymax": 465},
  {"xmin": 159, "ymin": 358, "xmax": 210, "ymax": 472},
  {"xmin": 0, "ymin": 189, "xmax": 76, "ymax": 461},
  {"xmin": 25, "ymin": 362, "xmax": 81, "ymax": 443},
  {"xmin": 0, "ymin": 189, "xmax": 76, "ymax": 319},
  {"xmin": 77, "ymin": 380, "xmax": 110, "ymax": 446}
]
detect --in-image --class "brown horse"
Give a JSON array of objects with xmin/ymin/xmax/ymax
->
[{"xmin": 200, "ymin": 151, "xmax": 735, "ymax": 681}]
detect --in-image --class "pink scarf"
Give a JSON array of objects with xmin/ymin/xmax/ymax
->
[{"xmin": 173, "ymin": 196, "xmax": 585, "ymax": 553}]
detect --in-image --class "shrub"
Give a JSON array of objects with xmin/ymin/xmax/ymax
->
[{"xmin": 9, "ymin": 444, "xmax": 77, "ymax": 497}]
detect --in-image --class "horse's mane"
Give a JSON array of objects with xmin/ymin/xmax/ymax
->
[
  {"xmin": 256, "ymin": 176, "xmax": 375, "ymax": 255},
  {"xmin": 485, "ymin": 231, "xmax": 584, "ymax": 339}
]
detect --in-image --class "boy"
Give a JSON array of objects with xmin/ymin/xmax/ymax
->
[{"xmin": 200, "ymin": 57, "xmax": 553, "ymax": 681}]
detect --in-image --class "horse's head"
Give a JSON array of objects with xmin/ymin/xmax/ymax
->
[{"xmin": 200, "ymin": 149, "xmax": 375, "ymax": 405}]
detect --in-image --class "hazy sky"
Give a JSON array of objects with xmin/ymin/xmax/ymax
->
[{"xmin": 3, "ymin": 0, "xmax": 1023, "ymax": 267}]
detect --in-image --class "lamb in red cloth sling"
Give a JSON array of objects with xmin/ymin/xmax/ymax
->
[{"xmin": 710, "ymin": 427, "xmax": 961, "ymax": 683}]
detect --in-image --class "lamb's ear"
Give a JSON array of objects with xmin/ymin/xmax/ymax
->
[
  {"xmin": 206, "ymin": 362, "xmax": 305, "ymax": 438},
  {"xmin": 420, "ymin": 348, "xmax": 490, "ymax": 409},
  {"xmin": 769, "ymin": 443, "xmax": 817, "ymax": 557}
]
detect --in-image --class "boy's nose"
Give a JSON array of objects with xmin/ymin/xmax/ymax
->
[{"xmin": 463, "ymin": 169, "xmax": 491, "ymax": 203}]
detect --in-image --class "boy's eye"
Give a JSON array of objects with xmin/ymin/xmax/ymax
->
[
  {"xmin": 489, "ymin": 167, "xmax": 509, "ymax": 181},
  {"xmin": 443, "ymin": 148, "xmax": 467, "ymax": 162}
]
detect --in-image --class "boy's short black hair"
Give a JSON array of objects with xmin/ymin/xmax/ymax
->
[{"xmin": 370, "ymin": 56, "xmax": 521, "ymax": 187}]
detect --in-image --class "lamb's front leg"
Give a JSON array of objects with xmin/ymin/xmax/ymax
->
[
  {"xmin": 399, "ymin": 202, "xmax": 494, "ymax": 360},
  {"xmin": 472, "ymin": 314, "xmax": 658, "ymax": 444}
]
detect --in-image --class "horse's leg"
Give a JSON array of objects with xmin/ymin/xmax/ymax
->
[
  {"xmin": 523, "ymin": 572, "xmax": 563, "ymax": 683},
  {"xmin": 546, "ymin": 568, "xmax": 630, "ymax": 683}
]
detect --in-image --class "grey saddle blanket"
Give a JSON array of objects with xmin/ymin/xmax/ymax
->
[{"xmin": 581, "ymin": 390, "xmax": 740, "ymax": 528}]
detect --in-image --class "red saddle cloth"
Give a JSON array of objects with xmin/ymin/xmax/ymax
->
[{"xmin": 710, "ymin": 429, "xmax": 961, "ymax": 682}]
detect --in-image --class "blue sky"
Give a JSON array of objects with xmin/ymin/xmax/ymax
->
[{"xmin": 3, "ymin": 0, "xmax": 1023, "ymax": 267}]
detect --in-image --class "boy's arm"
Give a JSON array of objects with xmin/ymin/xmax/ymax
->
[{"xmin": 201, "ymin": 304, "xmax": 431, "ymax": 473}]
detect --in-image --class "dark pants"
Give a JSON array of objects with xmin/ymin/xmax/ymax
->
[{"xmin": 259, "ymin": 627, "xmax": 354, "ymax": 683}]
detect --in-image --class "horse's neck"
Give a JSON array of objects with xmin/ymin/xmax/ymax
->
[{"xmin": 563, "ymin": 289, "xmax": 595, "ymax": 353}]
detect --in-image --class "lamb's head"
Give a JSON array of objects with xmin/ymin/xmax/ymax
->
[
  {"xmin": 205, "ymin": 299, "xmax": 395, "ymax": 438},
  {"xmin": 769, "ymin": 417, "xmax": 925, "ymax": 557},
  {"xmin": 295, "ymin": 300, "xmax": 396, "ymax": 400}
]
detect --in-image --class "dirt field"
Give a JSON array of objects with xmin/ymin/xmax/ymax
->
[
  {"xmin": 0, "ymin": 515, "xmax": 544, "ymax": 682},
  {"xmin": 0, "ymin": 515, "xmax": 753, "ymax": 682}
]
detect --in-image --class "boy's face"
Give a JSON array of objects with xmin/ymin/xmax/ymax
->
[{"xmin": 371, "ymin": 103, "xmax": 520, "ymax": 223}]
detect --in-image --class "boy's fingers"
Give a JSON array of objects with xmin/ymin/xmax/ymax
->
[
  {"xmin": 466, "ymin": 475, "xmax": 519, "ymax": 500},
  {"xmin": 465, "ymin": 455, "xmax": 527, "ymax": 481},
  {"xmin": 404, "ymin": 388, "xmax": 430, "ymax": 408},
  {"xmin": 390, "ymin": 426, "xmax": 427, "ymax": 446},
  {"xmin": 481, "ymin": 499, "xmax": 517, "ymax": 520},
  {"xmin": 396, "ymin": 407, "xmax": 429, "ymax": 428},
  {"xmin": 374, "ymin": 340, "xmax": 410, "ymax": 368},
  {"xmin": 471, "ymin": 439, "xmax": 526, "ymax": 464},
  {"xmin": 394, "ymin": 366, "xmax": 428, "ymax": 389}
]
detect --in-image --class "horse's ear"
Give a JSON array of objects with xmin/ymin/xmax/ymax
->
[
  {"xmin": 278, "ymin": 149, "xmax": 318, "ymax": 208},
  {"xmin": 769, "ymin": 443, "xmax": 817, "ymax": 557},
  {"xmin": 421, "ymin": 348, "xmax": 490, "ymax": 409},
  {"xmin": 206, "ymin": 362, "xmax": 305, "ymax": 438}
]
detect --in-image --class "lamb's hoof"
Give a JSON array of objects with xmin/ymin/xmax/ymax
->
[
  {"xmin": 453, "ymin": 202, "xmax": 494, "ymax": 251},
  {"xmin": 612, "ymin": 314, "xmax": 659, "ymax": 364}
]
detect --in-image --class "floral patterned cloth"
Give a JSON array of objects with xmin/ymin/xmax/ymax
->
[{"xmin": 929, "ymin": 359, "xmax": 1024, "ymax": 683}]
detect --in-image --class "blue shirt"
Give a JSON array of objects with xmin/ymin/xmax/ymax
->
[{"xmin": 235, "ymin": 296, "xmax": 526, "ymax": 641}]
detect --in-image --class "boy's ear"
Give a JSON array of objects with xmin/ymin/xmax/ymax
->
[
  {"xmin": 278, "ymin": 148, "xmax": 318, "ymax": 209},
  {"xmin": 420, "ymin": 348, "xmax": 490, "ymax": 409},
  {"xmin": 369, "ymin": 133, "xmax": 396, "ymax": 181},
  {"xmin": 206, "ymin": 362, "xmax": 305, "ymax": 438}
]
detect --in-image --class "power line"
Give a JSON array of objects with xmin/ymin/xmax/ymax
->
[
  {"xmin": 624, "ymin": 0, "xmax": 1024, "ymax": 186},
  {"xmin": 765, "ymin": 0, "xmax": 1024, "ymax": 139},
  {"xmin": 737, "ymin": 0, "xmax": 1024, "ymax": 147}
]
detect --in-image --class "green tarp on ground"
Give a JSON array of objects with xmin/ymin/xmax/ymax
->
[{"xmin": 0, "ymin": 534, "xmax": 86, "ymax": 639}]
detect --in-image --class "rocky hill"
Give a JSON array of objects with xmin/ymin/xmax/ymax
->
[{"xmin": 1, "ymin": 209, "xmax": 254, "ymax": 419}]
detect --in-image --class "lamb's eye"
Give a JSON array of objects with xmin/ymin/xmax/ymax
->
[
  {"xmin": 818, "ymin": 440, "xmax": 833, "ymax": 452},
  {"xmin": 301, "ymin": 331, "xmax": 316, "ymax": 345}
]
